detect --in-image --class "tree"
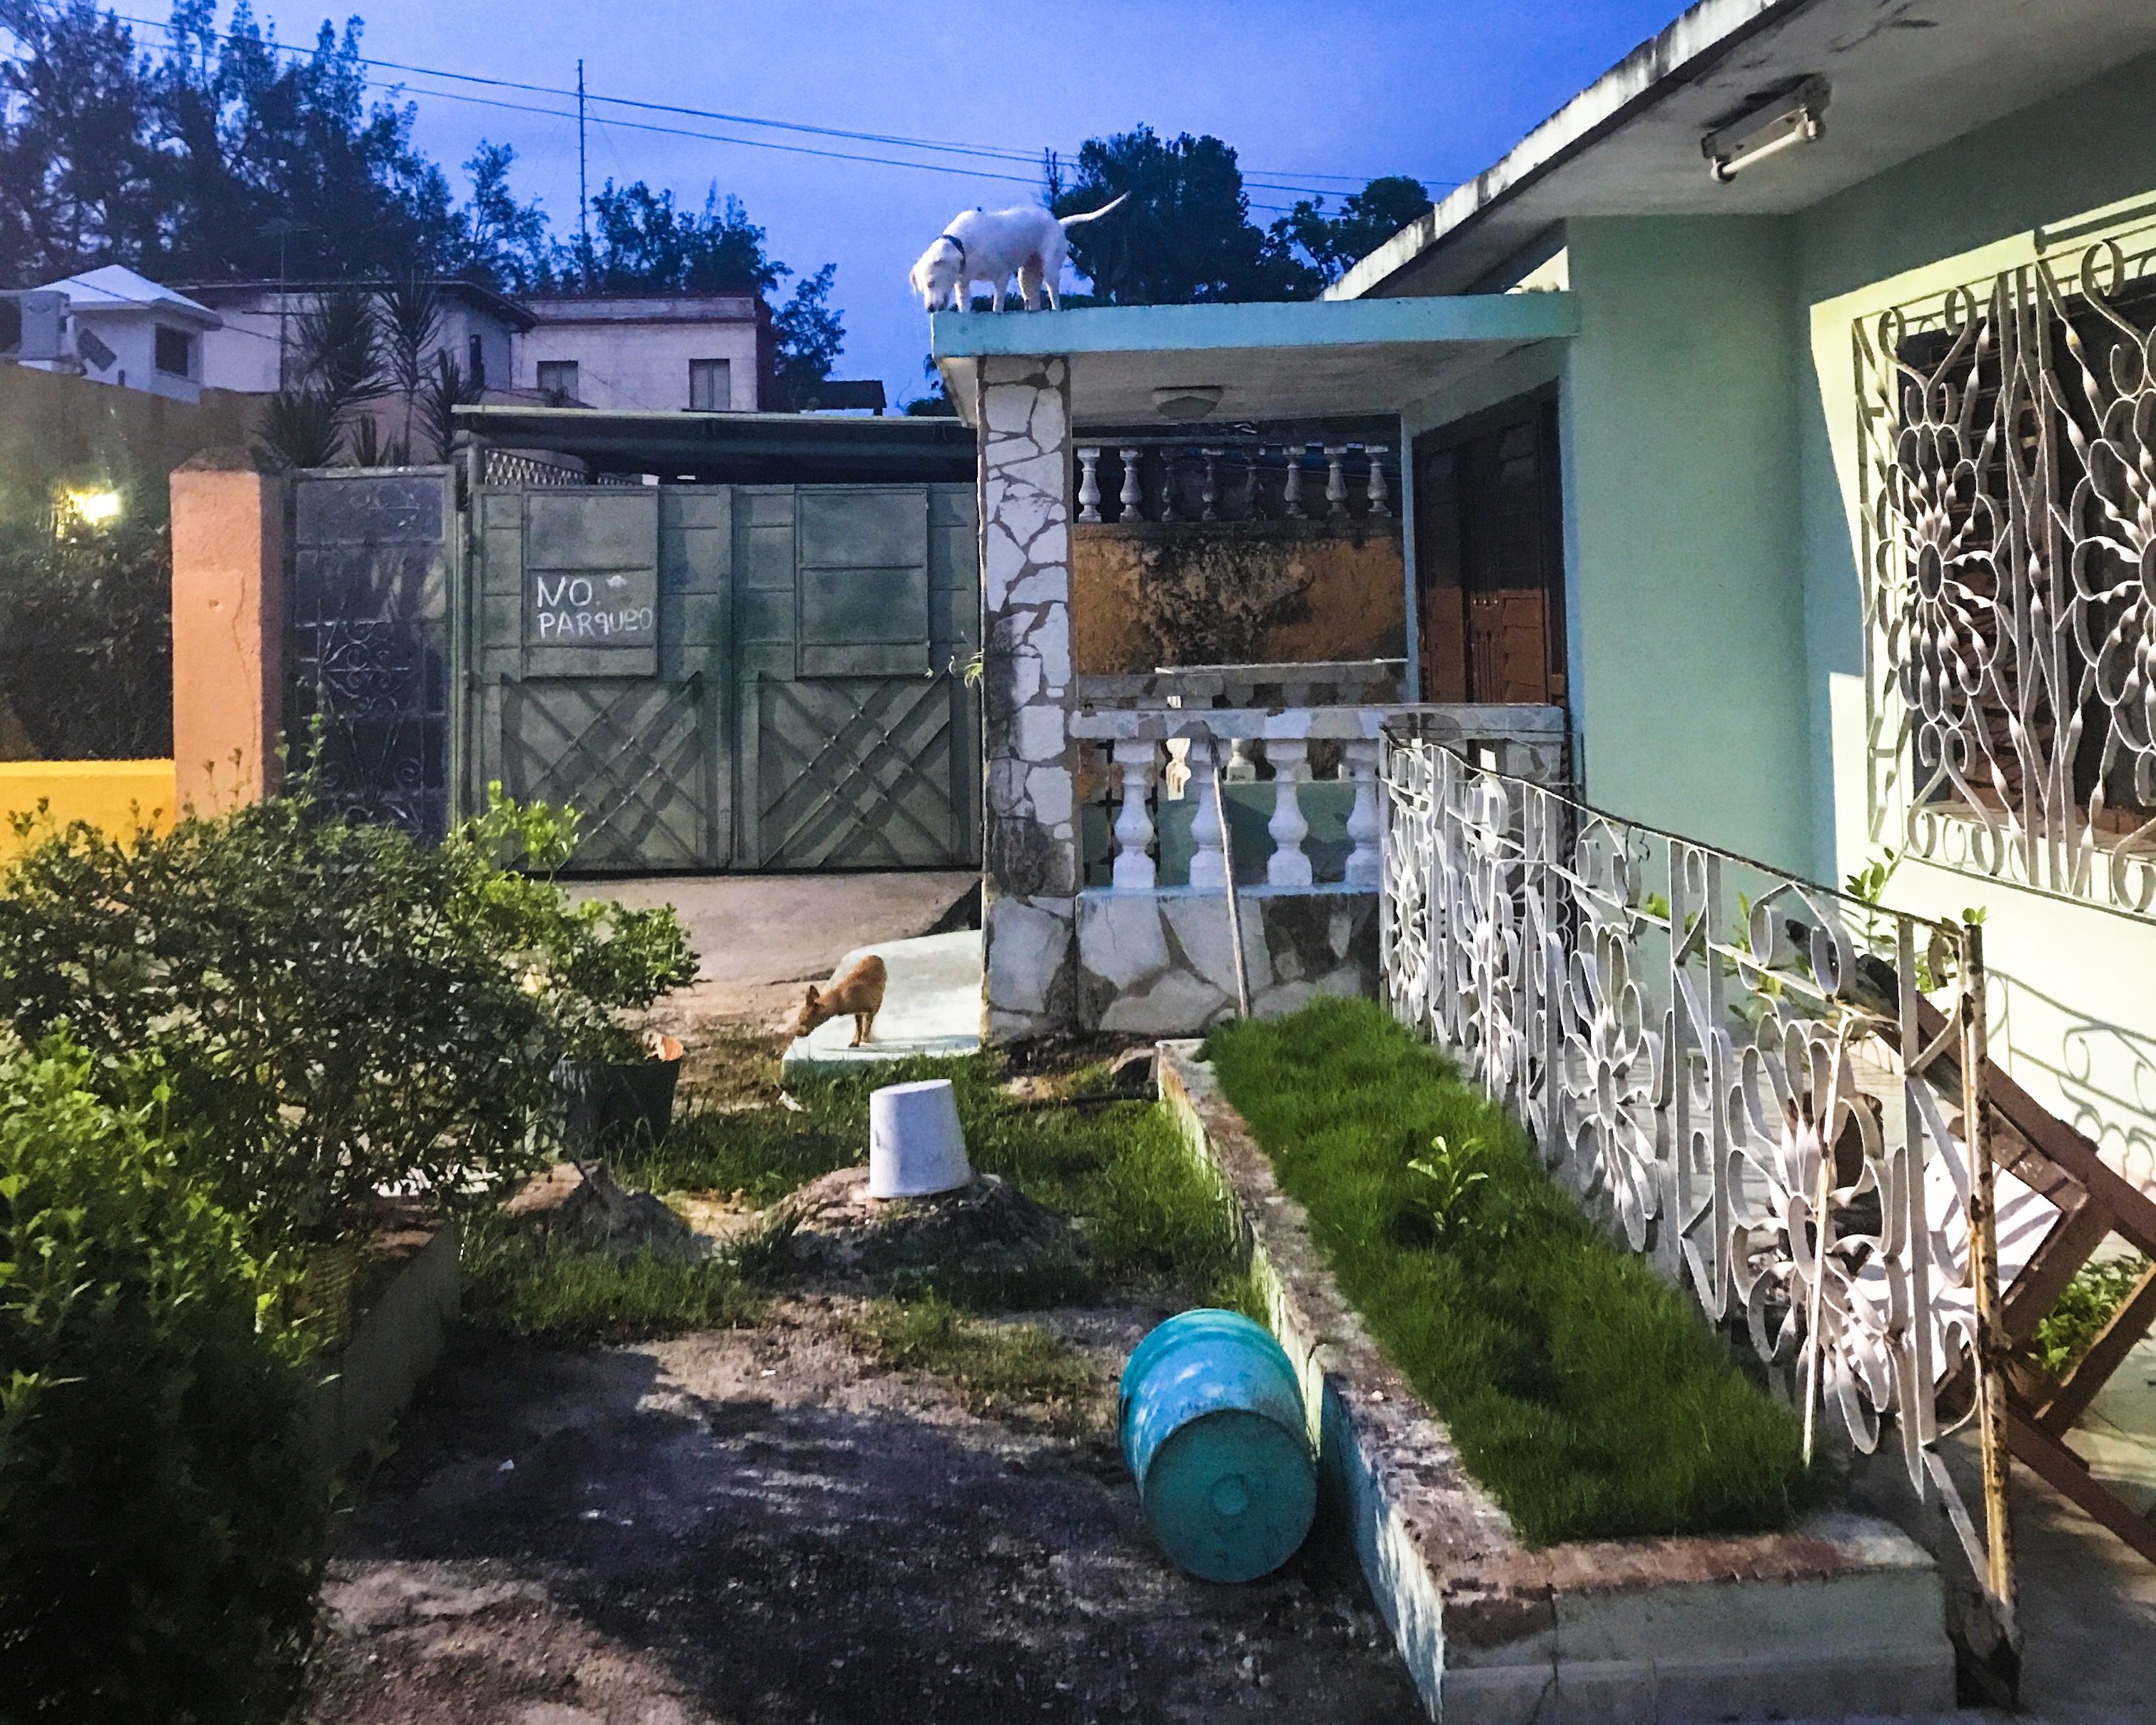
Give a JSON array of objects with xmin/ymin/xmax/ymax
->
[
  {"xmin": 0, "ymin": 1, "xmax": 517, "ymax": 283},
  {"xmin": 1267, "ymin": 176, "xmax": 1432, "ymax": 285},
  {"xmin": 771, "ymin": 263, "xmax": 844, "ymax": 409},
  {"xmin": 1047, "ymin": 127, "xmax": 1315, "ymax": 305},
  {"xmin": 581, "ymin": 179, "xmax": 780, "ymax": 294},
  {"xmin": 448, "ymin": 141, "xmax": 551, "ymax": 290}
]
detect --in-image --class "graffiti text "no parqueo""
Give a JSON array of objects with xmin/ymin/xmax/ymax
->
[{"xmin": 533, "ymin": 575, "xmax": 654, "ymax": 642}]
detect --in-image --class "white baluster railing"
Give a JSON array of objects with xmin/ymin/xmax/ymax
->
[{"xmin": 1110, "ymin": 739, "xmax": 1158, "ymax": 890}]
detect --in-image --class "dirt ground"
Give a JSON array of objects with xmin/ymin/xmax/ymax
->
[{"xmin": 311, "ymin": 1297, "xmax": 1422, "ymax": 1725}]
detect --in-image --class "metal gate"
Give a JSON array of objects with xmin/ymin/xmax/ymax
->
[
  {"xmin": 287, "ymin": 468, "xmax": 455, "ymax": 839},
  {"xmin": 465, "ymin": 480, "xmax": 977, "ymax": 871}
]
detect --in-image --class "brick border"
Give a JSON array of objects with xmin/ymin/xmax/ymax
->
[{"xmin": 1157, "ymin": 1042, "xmax": 1955, "ymax": 1724}]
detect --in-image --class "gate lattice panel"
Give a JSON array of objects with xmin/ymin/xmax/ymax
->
[
  {"xmin": 504, "ymin": 678, "xmax": 708, "ymax": 870},
  {"xmin": 754, "ymin": 675, "xmax": 964, "ymax": 868}
]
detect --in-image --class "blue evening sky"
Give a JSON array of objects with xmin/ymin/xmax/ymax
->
[{"xmin": 215, "ymin": 1, "xmax": 1681, "ymax": 405}]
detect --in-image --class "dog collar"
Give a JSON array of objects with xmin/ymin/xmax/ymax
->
[{"xmin": 938, "ymin": 233, "xmax": 968, "ymax": 265}]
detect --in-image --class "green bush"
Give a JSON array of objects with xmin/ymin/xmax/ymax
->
[
  {"xmin": 1204, "ymin": 998, "xmax": 1811, "ymax": 1547},
  {"xmin": 0, "ymin": 1031, "xmax": 325, "ymax": 1724},
  {"xmin": 0, "ymin": 784, "xmax": 693, "ymax": 1249},
  {"xmin": 0, "ymin": 510, "xmax": 172, "ymax": 761}
]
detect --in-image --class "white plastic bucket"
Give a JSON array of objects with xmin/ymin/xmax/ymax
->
[{"xmin": 868, "ymin": 1078, "xmax": 973, "ymax": 1198}]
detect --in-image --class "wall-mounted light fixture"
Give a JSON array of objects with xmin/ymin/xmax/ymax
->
[
  {"xmin": 58, "ymin": 489, "xmax": 123, "ymax": 530},
  {"xmin": 1702, "ymin": 76, "xmax": 1829, "ymax": 183}
]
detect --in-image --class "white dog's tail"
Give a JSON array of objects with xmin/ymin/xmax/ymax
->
[{"xmin": 1058, "ymin": 191, "xmax": 1130, "ymax": 228}]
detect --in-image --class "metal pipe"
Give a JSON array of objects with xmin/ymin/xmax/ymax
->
[
  {"xmin": 1959, "ymin": 919, "xmax": 2018, "ymax": 1644},
  {"xmin": 1213, "ymin": 762, "xmax": 1251, "ymax": 1018}
]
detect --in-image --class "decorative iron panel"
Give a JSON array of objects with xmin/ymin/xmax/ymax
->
[
  {"xmin": 288, "ymin": 469, "xmax": 452, "ymax": 839},
  {"xmin": 1380, "ymin": 735, "xmax": 2020, "ymax": 1632},
  {"xmin": 1858, "ymin": 239, "xmax": 2156, "ymax": 914}
]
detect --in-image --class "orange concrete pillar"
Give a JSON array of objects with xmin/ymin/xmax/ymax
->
[{"xmin": 170, "ymin": 455, "xmax": 285, "ymax": 812}]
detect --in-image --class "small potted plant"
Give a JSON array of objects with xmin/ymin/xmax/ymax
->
[{"xmin": 555, "ymin": 1021, "xmax": 685, "ymax": 1158}]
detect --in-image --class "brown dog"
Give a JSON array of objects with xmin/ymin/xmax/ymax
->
[{"xmin": 791, "ymin": 953, "xmax": 887, "ymax": 1047}]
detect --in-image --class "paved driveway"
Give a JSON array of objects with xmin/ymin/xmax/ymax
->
[{"xmin": 572, "ymin": 872, "xmax": 976, "ymax": 1032}]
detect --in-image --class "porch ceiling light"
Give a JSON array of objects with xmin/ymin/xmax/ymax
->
[
  {"xmin": 1702, "ymin": 76, "xmax": 1828, "ymax": 183},
  {"xmin": 1153, "ymin": 385, "xmax": 1224, "ymax": 422}
]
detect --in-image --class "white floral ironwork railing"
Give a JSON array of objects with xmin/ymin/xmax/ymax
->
[
  {"xmin": 1858, "ymin": 236, "xmax": 2156, "ymax": 916},
  {"xmin": 1380, "ymin": 734, "xmax": 2019, "ymax": 1636}
]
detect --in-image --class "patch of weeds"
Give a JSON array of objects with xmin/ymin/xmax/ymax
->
[
  {"xmin": 2033, "ymin": 1253, "xmax": 2150, "ymax": 1377},
  {"xmin": 461, "ymin": 1209, "xmax": 763, "ymax": 1344},
  {"xmin": 1203, "ymin": 997, "xmax": 1811, "ymax": 1547},
  {"xmin": 856, "ymin": 1293, "xmax": 1101, "ymax": 1435},
  {"xmin": 622, "ymin": 1036, "xmax": 1243, "ymax": 1310}
]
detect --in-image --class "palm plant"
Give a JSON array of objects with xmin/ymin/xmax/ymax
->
[{"xmin": 253, "ymin": 288, "xmax": 388, "ymax": 470}]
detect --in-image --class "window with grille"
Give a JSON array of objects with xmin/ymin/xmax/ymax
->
[
  {"xmin": 1862, "ymin": 245, "xmax": 2156, "ymax": 913},
  {"xmin": 153, "ymin": 323, "xmax": 192, "ymax": 377},
  {"xmin": 689, "ymin": 358, "xmax": 731, "ymax": 413},
  {"xmin": 535, "ymin": 360, "xmax": 579, "ymax": 403}
]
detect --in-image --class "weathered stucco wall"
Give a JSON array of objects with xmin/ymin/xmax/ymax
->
[
  {"xmin": 0, "ymin": 365, "xmax": 258, "ymax": 511},
  {"xmin": 1071, "ymin": 522, "xmax": 1405, "ymax": 673}
]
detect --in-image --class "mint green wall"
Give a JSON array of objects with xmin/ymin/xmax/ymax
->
[
  {"xmin": 1792, "ymin": 50, "xmax": 2156, "ymax": 881},
  {"xmin": 1557, "ymin": 216, "xmax": 1807, "ymax": 866}
]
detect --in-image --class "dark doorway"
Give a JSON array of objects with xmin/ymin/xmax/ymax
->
[{"xmin": 1412, "ymin": 390, "xmax": 1567, "ymax": 706}]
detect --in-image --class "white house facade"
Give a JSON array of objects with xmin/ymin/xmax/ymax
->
[
  {"xmin": 24, "ymin": 264, "xmax": 221, "ymax": 403},
  {"xmin": 513, "ymin": 294, "xmax": 768, "ymax": 413}
]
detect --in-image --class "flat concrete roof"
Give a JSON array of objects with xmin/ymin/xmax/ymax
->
[
  {"xmin": 931, "ymin": 293, "xmax": 1575, "ymax": 425},
  {"xmin": 455, "ymin": 405, "xmax": 973, "ymax": 484},
  {"xmin": 1331, "ymin": 0, "xmax": 2156, "ymax": 299}
]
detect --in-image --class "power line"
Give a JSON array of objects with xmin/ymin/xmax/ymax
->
[{"xmin": 93, "ymin": 7, "xmax": 1445, "ymax": 202}]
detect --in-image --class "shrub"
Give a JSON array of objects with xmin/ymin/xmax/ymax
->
[
  {"xmin": 0, "ymin": 784, "xmax": 693, "ymax": 1248},
  {"xmin": 0, "ymin": 510, "xmax": 172, "ymax": 761},
  {"xmin": 0, "ymin": 1031, "xmax": 325, "ymax": 1724},
  {"xmin": 1204, "ymin": 998, "xmax": 1811, "ymax": 1547}
]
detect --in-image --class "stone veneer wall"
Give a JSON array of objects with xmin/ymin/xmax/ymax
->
[
  {"xmin": 978, "ymin": 357, "xmax": 1080, "ymax": 1040},
  {"xmin": 1076, "ymin": 887, "xmax": 1377, "ymax": 1036}
]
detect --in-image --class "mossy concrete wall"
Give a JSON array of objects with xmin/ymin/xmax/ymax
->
[{"xmin": 1071, "ymin": 522, "xmax": 1405, "ymax": 674}]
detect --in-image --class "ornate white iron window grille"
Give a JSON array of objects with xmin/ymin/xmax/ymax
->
[{"xmin": 1858, "ymin": 239, "xmax": 2156, "ymax": 915}]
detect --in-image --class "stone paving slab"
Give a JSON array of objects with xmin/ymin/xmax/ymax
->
[
  {"xmin": 1157, "ymin": 1042, "xmax": 1958, "ymax": 1725},
  {"xmin": 781, "ymin": 929, "xmax": 983, "ymax": 1074}
]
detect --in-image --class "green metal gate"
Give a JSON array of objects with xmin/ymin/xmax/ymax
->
[{"xmin": 465, "ymin": 480, "xmax": 977, "ymax": 871}]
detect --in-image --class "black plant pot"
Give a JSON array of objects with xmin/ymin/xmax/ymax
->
[{"xmin": 555, "ymin": 1034, "xmax": 683, "ymax": 1158}]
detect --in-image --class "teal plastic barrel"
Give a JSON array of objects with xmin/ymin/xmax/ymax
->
[{"xmin": 1118, "ymin": 1309, "xmax": 1316, "ymax": 1582}]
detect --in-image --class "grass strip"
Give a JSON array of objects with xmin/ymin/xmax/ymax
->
[
  {"xmin": 1203, "ymin": 997, "xmax": 1810, "ymax": 1547},
  {"xmin": 461, "ymin": 1208, "xmax": 764, "ymax": 1343},
  {"xmin": 856, "ymin": 1292, "xmax": 1101, "ymax": 1435}
]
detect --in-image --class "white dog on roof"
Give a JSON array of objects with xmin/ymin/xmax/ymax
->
[{"xmin": 909, "ymin": 194, "xmax": 1128, "ymax": 313}]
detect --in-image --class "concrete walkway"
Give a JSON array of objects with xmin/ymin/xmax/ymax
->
[
  {"xmin": 570, "ymin": 871, "xmax": 974, "ymax": 1033},
  {"xmin": 780, "ymin": 929, "xmax": 983, "ymax": 1074}
]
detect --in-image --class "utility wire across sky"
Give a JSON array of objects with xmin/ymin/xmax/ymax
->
[{"xmin": 93, "ymin": 7, "xmax": 1457, "ymax": 209}]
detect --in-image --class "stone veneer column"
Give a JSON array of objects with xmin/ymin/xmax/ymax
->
[{"xmin": 978, "ymin": 356, "xmax": 1078, "ymax": 1041}]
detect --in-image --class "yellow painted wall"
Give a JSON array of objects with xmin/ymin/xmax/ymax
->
[
  {"xmin": 1072, "ymin": 522, "xmax": 1405, "ymax": 674},
  {"xmin": 0, "ymin": 759, "xmax": 176, "ymax": 859}
]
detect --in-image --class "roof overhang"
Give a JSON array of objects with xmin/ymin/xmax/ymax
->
[
  {"xmin": 454, "ymin": 405, "xmax": 974, "ymax": 484},
  {"xmin": 931, "ymin": 294, "xmax": 1576, "ymax": 428},
  {"xmin": 1331, "ymin": 0, "xmax": 2156, "ymax": 299}
]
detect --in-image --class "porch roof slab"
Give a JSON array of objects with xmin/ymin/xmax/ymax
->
[{"xmin": 930, "ymin": 294, "xmax": 1575, "ymax": 427}]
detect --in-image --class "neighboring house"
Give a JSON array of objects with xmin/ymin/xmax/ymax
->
[
  {"xmin": 179, "ymin": 277, "xmax": 535, "ymax": 396},
  {"xmin": 932, "ymin": 0, "xmax": 2156, "ymax": 1194},
  {"xmin": 514, "ymin": 293, "xmax": 771, "ymax": 413},
  {"xmin": 20, "ymin": 264, "xmax": 221, "ymax": 403}
]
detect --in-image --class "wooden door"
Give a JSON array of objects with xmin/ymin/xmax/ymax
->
[{"xmin": 1414, "ymin": 393, "xmax": 1567, "ymax": 707}]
